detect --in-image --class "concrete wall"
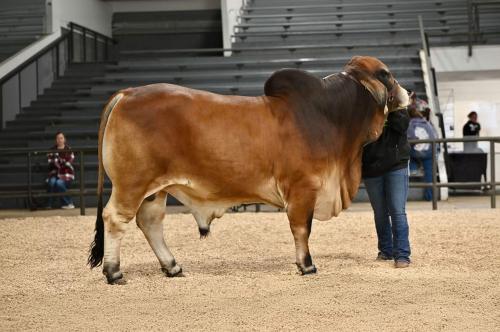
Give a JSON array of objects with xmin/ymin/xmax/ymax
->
[
  {"xmin": 431, "ymin": 45, "xmax": 500, "ymax": 72},
  {"xmin": 433, "ymin": 45, "xmax": 500, "ymax": 140},
  {"xmin": 50, "ymin": 0, "xmax": 113, "ymax": 36},
  {"xmin": 433, "ymin": 45, "xmax": 500, "ymax": 181}
]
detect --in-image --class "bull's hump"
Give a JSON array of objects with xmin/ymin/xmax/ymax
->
[{"xmin": 264, "ymin": 69, "xmax": 323, "ymax": 99}]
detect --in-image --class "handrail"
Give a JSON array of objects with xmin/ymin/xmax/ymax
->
[
  {"xmin": 0, "ymin": 147, "xmax": 97, "ymax": 155},
  {"xmin": 0, "ymin": 32, "xmax": 69, "ymax": 86},
  {"xmin": 68, "ymin": 22, "xmax": 116, "ymax": 63},
  {"xmin": 418, "ymin": 15, "xmax": 449, "ymax": 201},
  {"xmin": 0, "ymin": 22, "xmax": 116, "ymax": 129},
  {"xmin": 68, "ymin": 22, "xmax": 113, "ymax": 43},
  {"xmin": 0, "ymin": 24, "xmax": 115, "ymax": 86},
  {"xmin": 0, "ymin": 137, "xmax": 498, "ymax": 214},
  {"xmin": 418, "ymin": 15, "xmax": 441, "ymax": 115}
]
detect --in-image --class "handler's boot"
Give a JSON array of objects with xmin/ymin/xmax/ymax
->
[{"xmin": 395, "ymin": 260, "xmax": 410, "ymax": 268}]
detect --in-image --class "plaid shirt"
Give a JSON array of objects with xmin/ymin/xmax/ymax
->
[{"xmin": 47, "ymin": 145, "xmax": 75, "ymax": 182}]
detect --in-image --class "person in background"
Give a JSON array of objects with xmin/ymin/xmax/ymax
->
[
  {"xmin": 362, "ymin": 108, "xmax": 411, "ymax": 268},
  {"xmin": 407, "ymin": 108, "xmax": 438, "ymax": 201},
  {"xmin": 463, "ymin": 111, "xmax": 482, "ymax": 152},
  {"xmin": 421, "ymin": 107, "xmax": 431, "ymax": 122},
  {"xmin": 47, "ymin": 132, "xmax": 75, "ymax": 209},
  {"xmin": 408, "ymin": 90, "xmax": 429, "ymax": 115}
]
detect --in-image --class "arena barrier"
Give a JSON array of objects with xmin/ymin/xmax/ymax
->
[{"xmin": 0, "ymin": 137, "xmax": 498, "ymax": 215}]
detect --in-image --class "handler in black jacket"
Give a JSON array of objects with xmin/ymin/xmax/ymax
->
[{"xmin": 362, "ymin": 109, "xmax": 411, "ymax": 268}]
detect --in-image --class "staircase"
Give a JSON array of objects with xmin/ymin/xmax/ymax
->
[
  {"xmin": 1, "ymin": 0, "xmax": 500, "ymax": 208},
  {"xmin": 0, "ymin": 0, "xmax": 46, "ymax": 63}
]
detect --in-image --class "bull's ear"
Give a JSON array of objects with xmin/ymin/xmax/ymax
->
[{"xmin": 359, "ymin": 78, "xmax": 387, "ymax": 108}]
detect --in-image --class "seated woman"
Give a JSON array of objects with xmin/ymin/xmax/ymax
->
[{"xmin": 46, "ymin": 132, "xmax": 75, "ymax": 209}]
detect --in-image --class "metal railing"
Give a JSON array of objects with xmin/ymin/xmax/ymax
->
[
  {"xmin": 418, "ymin": 15, "xmax": 441, "ymax": 115},
  {"xmin": 0, "ymin": 147, "xmax": 97, "ymax": 215},
  {"xmin": 68, "ymin": 22, "xmax": 115, "ymax": 64},
  {"xmin": 467, "ymin": 0, "xmax": 500, "ymax": 56},
  {"xmin": 404, "ymin": 136, "xmax": 499, "ymax": 210},
  {"xmin": 0, "ymin": 22, "xmax": 115, "ymax": 129},
  {"xmin": 0, "ymin": 137, "xmax": 498, "ymax": 215},
  {"xmin": 418, "ymin": 15, "xmax": 451, "ymax": 201}
]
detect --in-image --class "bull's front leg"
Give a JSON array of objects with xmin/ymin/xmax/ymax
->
[{"xmin": 286, "ymin": 191, "xmax": 317, "ymax": 275}]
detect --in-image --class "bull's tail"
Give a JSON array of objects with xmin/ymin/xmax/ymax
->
[{"xmin": 88, "ymin": 93, "xmax": 124, "ymax": 269}]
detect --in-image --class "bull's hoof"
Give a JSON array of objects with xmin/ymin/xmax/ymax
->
[
  {"xmin": 103, "ymin": 263, "xmax": 124, "ymax": 284},
  {"xmin": 106, "ymin": 271, "xmax": 125, "ymax": 284},
  {"xmin": 297, "ymin": 264, "xmax": 317, "ymax": 275},
  {"xmin": 162, "ymin": 264, "xmax": 184, "ymax": 278},
  {"xmin": 199, "ymin": 227, "xmax": 210, "ymax": 239}
]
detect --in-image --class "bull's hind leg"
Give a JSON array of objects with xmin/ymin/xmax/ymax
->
[
  {"xmin": 103, "ymin": 189, "xmax": 144, "ymax": 284},
  {"xmin": 136, "ymin": 191, "xmax": 183, "ymax": 277},
  {"xmin": 287, "ymin": 192, "xmax": 317, "ymax": 275}
]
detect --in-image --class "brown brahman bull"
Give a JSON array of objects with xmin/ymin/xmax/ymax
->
[{"xmin": 88, "ymin": 56, "xmax": 410, "ymax": 284}]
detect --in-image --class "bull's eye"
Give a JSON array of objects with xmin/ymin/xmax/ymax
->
[
  {"xmin": 375, "ymin": 69, "xmax": 392, "ymax": 90},
  {"xmin": 376, "ymin": 69, "xmax": 390, "ymax": 79}
]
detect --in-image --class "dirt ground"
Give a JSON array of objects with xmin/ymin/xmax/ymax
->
[{"xmin": 0, "ymin": 209, "xmax": 499, "ymax": 331}]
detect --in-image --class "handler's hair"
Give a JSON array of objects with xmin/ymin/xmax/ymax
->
[
  {"xmin": 409, "ymin": 108, "xmax": 424, "ymax": 119},
  {"xmin": 468, "ymin": 111, "xmax": 477, "ymax": 118}
]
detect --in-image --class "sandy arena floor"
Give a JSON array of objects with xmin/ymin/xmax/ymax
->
[{"xmin": 0, "ymin": 209, "xmax": 499, "ymax": 331}]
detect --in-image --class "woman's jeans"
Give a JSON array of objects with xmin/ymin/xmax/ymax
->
[
  {"xmin": 410, "ymin": 148, "xmax": 434, "ymax": 201},
  {"xmin": 47, "ymin": 177, "xmax": 73, "ymax": 206},
  {"xmin": 363, "ymin": 167, "xmax": 411, "ymax": 262}
]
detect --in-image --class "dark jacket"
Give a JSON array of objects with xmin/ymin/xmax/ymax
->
[
  {"xmin": 362, "ymin": 109, "xmax": 410, "ymax": 178},
  {"xmin": 462, "ymin": 120, "xmax": 480, "ymax": 136}
]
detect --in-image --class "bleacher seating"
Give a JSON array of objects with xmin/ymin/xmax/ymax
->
[
  {"xmin": 1, "ymin": 0, "xmax": 500, "ymax": 207},
  {"xmin": 0, "ymin": 0, "xmax": 46, "ymax": 63}
]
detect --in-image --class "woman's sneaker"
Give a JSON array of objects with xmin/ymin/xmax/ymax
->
[{"xmin": 61, "ymin": 203, "xmax": 75, "ymax": 209}]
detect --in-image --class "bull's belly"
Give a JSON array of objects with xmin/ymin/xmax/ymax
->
[
  {"xmin": 163, "ymin": 177, "xmax": 285, "ymax": 223},
  {"xmin": 157, "ymin": 174, "xmax": 343, "ymax": 223}
]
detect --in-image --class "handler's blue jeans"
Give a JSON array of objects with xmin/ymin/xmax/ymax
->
[
  {"xmin": 363, "ymin": 167, "xmax": 411, "ymax": 262},
  {"xmin": 410, "ymin": 148, "xmax": 434, "ymax": 201},
  {"xmin": 47, "ymin": 177, "xmax": 73, "ymax": 207}
]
